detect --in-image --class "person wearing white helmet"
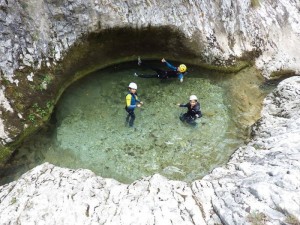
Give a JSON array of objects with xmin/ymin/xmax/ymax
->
[
  {"xmin": 125, "ymin": 82, "xmax": 143, "ymax": 127},
  {"xmin": 177, "ymin": 95, "xmax": 202, "ymax": 126},
  {"xmin": 134, "ymin": 57, "xmax": 187, "ymax": 82}
]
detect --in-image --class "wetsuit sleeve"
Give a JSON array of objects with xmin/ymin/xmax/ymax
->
[
  {"xmin": 135, "ymin": 95, "xmax": 141, "ymax": 103},
  {"xmin": 126, "ymin": 94, "xmax": 136, "ymax": 110},
  {"xmin": 179, "ymin": 103, "xmax": 188, "ymax": 107},
  {"xmin": 164, "ymin": 61, "xmax": 177, "ymax": 71},
  {"xmin": 165, "ymin": 61, "xmax": 185, "ymax": 81},
  {"xmin": 194, "ymin": 103, "xmax": 202, "ymax": 117},
  {"xmin": 178, "ymin": 73, "xmax": 184, "ymax": 80}
]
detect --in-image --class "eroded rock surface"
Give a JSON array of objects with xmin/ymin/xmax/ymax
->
[
  {"xmin": 0, "ymin": 0, "xmax": 299, "ymax": 80},
  {"xmin": 0, "ymin": 77, "xmax": 299, "ymax": 225},
  {"xmin": 0, "ymin": 163, "xmax": 205, "ymax": 225}
]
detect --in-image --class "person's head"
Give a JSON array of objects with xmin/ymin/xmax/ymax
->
[
  {"xmin": 128, "ymin": 82, "xmax": 137, "ymax": 93},
  {"xmin": 189, "ymin": 95, "xmax": 198, "ymax": 106},
  {"xmin": 177, "ymin": 64, "xmax": 187, "ymax": 73}
]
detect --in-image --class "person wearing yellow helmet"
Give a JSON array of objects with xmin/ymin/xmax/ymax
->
[
  {"xmin": 134, "ymin": 57, "xmax": 187, "ymax": 82},
  {"xmin": 177, "ymin": 95, "xmax": 202, "ymax": 126}
]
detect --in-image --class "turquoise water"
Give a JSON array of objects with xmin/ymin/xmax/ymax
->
[{"xmin": 1, "ymin": 62, "xmax": 262, "ymax": 184}]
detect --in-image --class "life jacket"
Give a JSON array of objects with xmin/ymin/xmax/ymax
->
[{"xmin": 125, "ymin": 92, "xmax": 138, "ymax": 110}]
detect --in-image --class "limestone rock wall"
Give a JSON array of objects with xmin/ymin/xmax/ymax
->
[{"xmin": 0, "ymin": 0, "xmax": 299, "ymax": 80}]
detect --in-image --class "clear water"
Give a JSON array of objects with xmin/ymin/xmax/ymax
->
[{"xmin": 0, "ymin": 62, "xmax": 270, "ymax": 184}]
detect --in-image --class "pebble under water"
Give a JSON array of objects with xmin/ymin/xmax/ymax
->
[{"xmin": 1, "ymin": 62, "xmax": 269, "ymax": 184}]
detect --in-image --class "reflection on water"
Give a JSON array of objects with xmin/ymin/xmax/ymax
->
[{"xmin": 0, "ymin": 62, "xmax": 271, "ymax": 184}]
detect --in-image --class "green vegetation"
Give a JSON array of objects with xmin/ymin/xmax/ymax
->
[
  {"xmin": 286, "ymin": 214, "xmax": 300, "ymax": 225},
  {"xmin": 28, "ymin": 102, "xmax": 53, "ymax": 123},
  {"xmin": 10, "ymin": 197, "xmax": 17, "ymax": 205},
  {"xmin": 270, "ymin": 69, "xmax": 295, "ymax": 80},
  {"xmin": 37, "ymin": 73, "xmax": 54, "ymax": 91},
  {"xmin": 248, "ymin": 211, "xmax": 268, "ymax": 225},
  {"xmin": 19, "ymin": 2, "xmax": 29, "ymax": 10},
  {"xmin": 0, "ymin": 147, "xmax": 12, "ymax": 163},
  {"xmin": 251, "ymin": 0, "xmax": 260, "ymax": 8},
  {"xmin": 28, "ymin": 113, "xmax": 36, "ymax": 123}
]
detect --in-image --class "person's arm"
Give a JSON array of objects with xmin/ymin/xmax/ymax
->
[
  {"xmin": 135, "ymin": 95, "xmax": 143, "ymax": 105},
  {"xmin": 165, "ymin": 61, "xmax": 177, "ymax": 71},
  {"xmin": 126, "ymin": 94, "xmax": 136, "ymax": 110},
  {"xmin": 162, "ymin": 58, "xmax": 177, "ymax": 71},
  {"xmin": 194, "ymin": 103, "xmax": 202, "ymax": 118},
  {"xmin": 177, "ymin": 103, "xmax": 188, "ymax": 107},
  {"xmin": 178, "ymin": 73, "xmax": 184, "ymax": 82}
]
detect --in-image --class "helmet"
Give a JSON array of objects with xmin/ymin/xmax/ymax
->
[
  {"xmin": 128, "ymin": 82, "xmax": 137, "ymax": 90},
  {"xmin": 189, "ymin": 95, "xmax": 198, "ymax": 101},
  {"xmin": 178, "ymin": 64, "xmax": 187, "ymax": 73}
]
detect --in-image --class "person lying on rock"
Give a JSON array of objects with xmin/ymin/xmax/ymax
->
[{"xmin": 134, "ymin": 57, "xmax": 187, "ymax": 82}]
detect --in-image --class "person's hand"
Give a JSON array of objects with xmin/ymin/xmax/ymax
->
[
  {"xmin": 180, "ymin": 78, "xmax": 183, "ymax": 82},
  {"xmin": 195, "ymin": 114, "xmax": 199, "ymax": 118},
  {"xmin": 137, "ymin": 104, "xmax": 142, "ymax": 107},
  {"xmin": 161, "ymin": 58, "xmax": 166, "ymax": 63},
  {"xmin": 177, "ymin": 103, "xmax": 180, "ymax": 106},
  {"xmin": 140, "ymin": 101, "xmax": 144, "ymax": 105}
]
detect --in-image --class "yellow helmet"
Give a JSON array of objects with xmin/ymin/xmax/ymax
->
[{"xmin": 178, "ymin": 64, "xmax": 187, "ymax": 73}]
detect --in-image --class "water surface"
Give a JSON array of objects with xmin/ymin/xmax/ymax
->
[{"xmin": 0, "ymin": 62, "xmax": 271, "ymax": 184}]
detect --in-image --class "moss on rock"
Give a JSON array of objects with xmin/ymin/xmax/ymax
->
[{"xmin": 0, "ymin": 147, "xmax": 12, "ymax": 165}]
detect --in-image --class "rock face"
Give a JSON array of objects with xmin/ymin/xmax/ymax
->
[
  {"xmin": 0, "ymin": 0, "xmax": 299, "ymax": 80},
  {"xmin": 0, "ymin": 77, "xmax": 299, "ymax": 225},
  {"xmin": 0, "ymin": 163, "xmax": 205, "ymax": 225}
]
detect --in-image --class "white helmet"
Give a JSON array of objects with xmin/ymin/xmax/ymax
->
[
  {"xmin": 189, "ymin": 95, "xmax": 198, "ymax": 101},
  {"xmin": 128, "ymin": 82, "xmax": 137, "ymax": 90}
]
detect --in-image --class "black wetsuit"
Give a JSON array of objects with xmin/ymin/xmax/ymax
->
[
  {"xmin": 138, "ymin": 69, "xmax": 178, "ymax": 79},
  {"xmin": 179, "ymin": 102, "xmax": 202, "ymax": 126},
  {"xmin": 137, "ymin": 61, "xmax": 185, "ymax": 81}
]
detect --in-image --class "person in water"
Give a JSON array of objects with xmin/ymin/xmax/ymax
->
[
  {"xmin": 134, "ymin": 57, "xmax": 187, "ymax": 82},
  {"xmin": 125, "ymin": 82, "xmax": 143, "ymax": 127},
  {"xmin": 177, "ymin": 95, "xmax": 202, "ymax": 126}
]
